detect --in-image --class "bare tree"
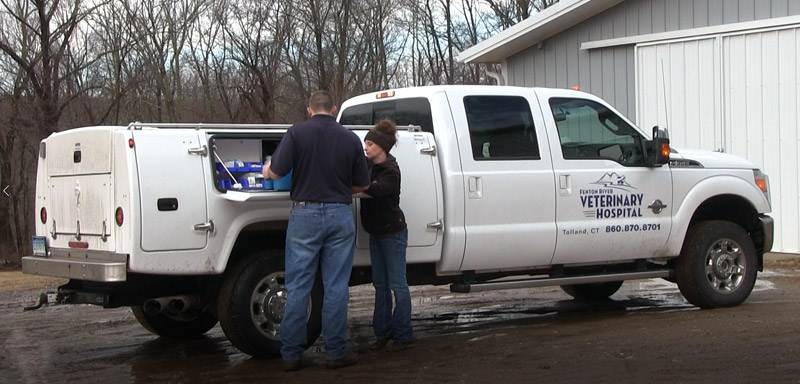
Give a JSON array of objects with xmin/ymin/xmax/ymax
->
[
  {"xmin": 0, "ymin": 0, "xmax": 102, "ymax": 262},
  {"xmin": 221, "ymin": 0, "xmax": 290, "ymax": 123},
  {"xmin": 121, "ymin": 0, "xmax": 209, "ymax": 122}
]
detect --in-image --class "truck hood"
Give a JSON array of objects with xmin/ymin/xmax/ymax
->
[{"xmin": 670, "ymin": 148, "xmax": 757, "ymax": 169}]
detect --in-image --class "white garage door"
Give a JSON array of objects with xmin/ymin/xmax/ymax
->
[{"xmin": 636, "ymin": 25, "xmax": 800, "ymax": 253}]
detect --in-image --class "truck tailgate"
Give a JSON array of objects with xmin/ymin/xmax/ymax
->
[{"xmin": 44, "ymin": 128, "xmax": 115, "ymax": 251}]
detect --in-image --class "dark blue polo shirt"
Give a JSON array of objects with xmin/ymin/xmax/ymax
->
[{"xmin": 270, "ymin": 114, "xmax": 369, "ymax": 203}]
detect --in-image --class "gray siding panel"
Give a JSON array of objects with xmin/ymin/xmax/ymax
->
[
  {"xmin": 694, "ymin": 0, "xmax": 710, "ymax": 27},
  {"xmin": 739, "ymin": 0, "xmax": 756, "ymax": 21},
  {"xmin": 723, "ymin": 1, "xmax": 738, "ymax": 23},
  {"xmin": 639, "ymin": 0, "xmax": 653, "ymax": 34},
  {"xmin": 504, "ymin": 0, "xmax": 800, "ymax": 118},
  {"xmin": 665, "ymin": 0, "xmax": 681, "ymax": 31},
  {"xmin": 546, "ymin": 44, "xmax": 558, "ymax": 87},
  {"xmin": 625, "ymin": 2, "xmax": 640, "ymax": 35},
  {"xmin": 534, "ymin": 48, "xmax": 546, "ymax": 86},
  {"xmin": 708, "ymin": 0, "xmax": 725, "ymax": 25},
  {"xmin": 680, "ymin": 0, "xmax": 695, "ymax": 29},
  {"xmin": 652, "ymin": 0, "xmax": 667, "ymax": 33},
  {"xmin": 772, "ymin": 0, "xmax": 789, "ymax": 17},
  {"xmin": 566, "ymin": 30, "xmax": 580, "ymax": 87}
]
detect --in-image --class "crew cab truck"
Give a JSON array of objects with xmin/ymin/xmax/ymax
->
[{"xmin": 23, "ymin": 85, "xmax": 774, "ymax": 357}]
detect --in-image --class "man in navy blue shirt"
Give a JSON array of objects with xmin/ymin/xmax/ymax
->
[{"xmin": 264, "ymin": 90, "xmax": 369, "ymax": 371}]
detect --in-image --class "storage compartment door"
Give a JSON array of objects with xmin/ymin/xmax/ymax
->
[
  {"xmin": 355, "ymin": 131, "xmax": 442, "ymax": 248},
  {"xmin": 133, "ymin": 130, "xmax": 209, "ymax": 251}
]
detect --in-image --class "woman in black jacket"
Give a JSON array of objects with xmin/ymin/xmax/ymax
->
[{"xmin": 361, "ymin": 119, "xmax": 414, "ymax": 352}]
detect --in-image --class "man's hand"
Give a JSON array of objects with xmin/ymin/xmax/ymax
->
[
  {"xmin": 262, "ymin": 162, "xmax": 283, "ymax": 180},
  {"xmin": 351, "ymin": 185, "xmax": 369, "ymax": 194}
]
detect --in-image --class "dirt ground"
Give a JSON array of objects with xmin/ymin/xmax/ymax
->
[{"xmin": 1, "ymin": 255, "xmax": 800, "ymax": 383}]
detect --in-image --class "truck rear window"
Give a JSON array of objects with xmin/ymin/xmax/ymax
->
[{"xmin": 339, "ymin": 97, "xmax": 434, "ymax": 134}]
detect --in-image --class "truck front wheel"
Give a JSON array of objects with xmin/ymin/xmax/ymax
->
[
  {"xmin": 217, "ymin": 250, "xmax": 323, "ymax": 358},
  {"xmin": 675, "ymin": 220, "xmax": 757, "ymax": 308}
]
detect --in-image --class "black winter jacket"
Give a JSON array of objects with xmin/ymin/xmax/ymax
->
[{"xmin": 360, "ymin": 154, "xmax": 407, "ymax": 236}]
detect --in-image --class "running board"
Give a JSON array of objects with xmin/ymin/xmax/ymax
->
[{"xmin": 450, "ymin": 269, "xmax": 672, "ymax": 293}]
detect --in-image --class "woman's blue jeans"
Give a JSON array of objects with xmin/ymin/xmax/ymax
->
[
  {"xmin": 280, "ymin": 203, "xmax": 354, "ymax": 361},
  {"xmin": 369, "ymin": 229, "xmax": 413, "ymax": 342}
]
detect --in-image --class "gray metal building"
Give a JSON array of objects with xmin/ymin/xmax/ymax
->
[{"xmin": 459, "ymin": 0, "xmax": 800, "ymax": 253}]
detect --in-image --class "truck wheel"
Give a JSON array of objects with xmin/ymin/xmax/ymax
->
[
  {"xmin": 217, "ymin": 250, "xmax": 323, "ymax": 358},
  {"xmin": 560, "ymin": 281, "xmax": 623, "ymax": 300},
  {"xmin": 675, "ymin": 220, "xmax": 757, "ymax": 309},
  {"xmin": 131, "ymin": 306, "xmax": 218, "ymax": 338}
]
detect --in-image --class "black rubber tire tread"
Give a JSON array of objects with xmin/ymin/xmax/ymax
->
[
  {"xmin": 560, "ymin": 281, "xmax": 624, "ymax": 300},
  {"xmin": 216, "ymin": 249, "xmax": 322, "ymax": 358},
  {"xmin": 675, "ymin": 220, "xmax": 757, "ymax": 309},
  {"xmin": 131, "ymin": 305, "xmax": 218, "ymax": 338}
]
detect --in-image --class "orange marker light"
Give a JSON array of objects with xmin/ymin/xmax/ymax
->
[
  {"xmin": 376, "ymin": 91, "xmax": 395, "ymax": 99},
  {"xmin": 660, "ymin": 143, "xmax": 670, "ymax": 158},
  {"xmin": 570, "ymin": 86, "xmax": 581, "ymax": 91},
  {"xmin": 755, "ymin": 178, "xmax": 768, "ymax": 192}
]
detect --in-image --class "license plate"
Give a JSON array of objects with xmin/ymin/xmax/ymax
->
[{"xmin": 32, "ymin": 236, "xmax": 47, "ymax": 257}]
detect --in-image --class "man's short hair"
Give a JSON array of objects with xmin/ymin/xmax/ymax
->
[{"xmin": 309, "ymin": 90, "xmax": 335, "ymax": 113}]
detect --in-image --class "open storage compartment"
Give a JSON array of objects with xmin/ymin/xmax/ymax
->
[{"xmin": 210, "ymin": 135, "xmax": 292, "ymax": 201}]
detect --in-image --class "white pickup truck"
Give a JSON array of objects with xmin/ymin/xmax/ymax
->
[{"xmin": 23, "ymin": 85, "xmax": 773, "ymax": 357}]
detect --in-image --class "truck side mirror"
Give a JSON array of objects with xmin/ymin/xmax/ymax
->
[{"xmin": 647, "ymin": 126, "xmax": 670, "ymax": 167}]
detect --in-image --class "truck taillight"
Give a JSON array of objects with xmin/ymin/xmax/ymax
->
[
  {"xmin": 115, "ymin": 207, "xmax": 124, "ymax": 226},
  {"xmin": 40, "ymin": 207, "xmax": 47, "ymax": 224}
]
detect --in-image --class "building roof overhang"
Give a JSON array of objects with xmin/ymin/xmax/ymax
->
[{"xmin": 457, "ymin": 0, "xmax": 624, "ymax": 64}]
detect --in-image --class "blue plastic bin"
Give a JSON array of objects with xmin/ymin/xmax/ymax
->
[
  {"xmin": 248, "ymin": 162, "xmax": 263, "ymax": 172},
  {"xmin": 262, "ymin": 179, "xmax": 274, "ymax": 190},
  {"xmin": 218, "ymin": 179, "xmax": 233, "ymax": 190},
  {"xmin": 273, "ymin": 169, "xmax": 292, "ymax": 191}
]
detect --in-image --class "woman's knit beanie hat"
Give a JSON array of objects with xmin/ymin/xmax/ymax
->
[{"xmin": 365, "ymin": 118, "xmax": 397, "ymax": 153}]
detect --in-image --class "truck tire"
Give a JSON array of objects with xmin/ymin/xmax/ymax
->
[
  {"xmin": 560, "ymin": 281, "xmax": 623, "ymax": 300},
  {"xmin": 131, "ymin": 306, "xmax": 218, "ymax": 338},
  {"xmin": 675, "ymin": 220, "xmax": 757, "ymax": 309},
  {"xmin": 217, "ymin": 250, "xmax": 323, "ymax": 358}
]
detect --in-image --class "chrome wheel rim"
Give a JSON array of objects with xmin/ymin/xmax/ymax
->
[
  {"xmin": 250, "ymin": 271, "xmax": 312, "ymax": 340},
  {"xmin": 250, "ymin": 271, "xmax": 287, "ymax": 340},
  {"xmin": 704, "ymin": 238, "xmax": 746, "ymax": 294}
]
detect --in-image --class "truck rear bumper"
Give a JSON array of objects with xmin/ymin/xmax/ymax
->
[{"xmin": 22, "ymin": 250, "xmax": 127, "ymax": 282}]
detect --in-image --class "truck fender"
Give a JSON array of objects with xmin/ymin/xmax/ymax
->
[{"xmin": 665, "ymin": 174, "xmax": 769, "ymax": 256}]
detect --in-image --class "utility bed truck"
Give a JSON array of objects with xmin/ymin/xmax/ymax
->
[{"xmin": 23, "ymin": 86, "xmax": 773, "ymax": 357}]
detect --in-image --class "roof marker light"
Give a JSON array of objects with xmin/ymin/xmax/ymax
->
[{"xmin": 376, "ymin": 91, "xmax": 395, "ymax": 99}]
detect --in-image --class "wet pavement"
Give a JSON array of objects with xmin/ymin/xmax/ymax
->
[{"xmin": 1, "ymin": 263, "xmax": 799, "ymax": 383}]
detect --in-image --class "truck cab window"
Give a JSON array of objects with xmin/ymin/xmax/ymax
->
[
  {"xmin": 463, "ymin": 96, "xmax": 540, "ymax": 161},
  {"xmin": 549, "ymin": 98, "xmax": 645, "ymax": 165},
  {"xmin": 340, "ymin": 97, "xmax": 434, "ymax": 134}
]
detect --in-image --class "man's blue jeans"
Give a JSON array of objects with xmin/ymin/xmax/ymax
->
[
  {"xmin": 280, "ymin": 203, "xmax": 355, "ymax": 361},
  {"xmin": 369, "ymin": 229, "xmax": 413, "ymax": 342}
]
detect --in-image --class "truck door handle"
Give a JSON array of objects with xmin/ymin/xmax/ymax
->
[
  {"xmin": 559, "ymin": 174, "xmax": 572, "ymax": 196},
  {"xmin": 420, "ymin": 146, "xmax": 436, "ymax": 156},
  {"xmin": 187, "ymin": 145, "xmax": 208, "ymax": 156},
  {"xmin": 193, "ymin": 220, "xmax": 215, "ymax": 233},
  {"xmin": 427, "ymin": 220, "xmax": 444, "ymax": 230},
  {"xmin": 468, "ymin": 176, "xmax": 482, "ymax": 199}
]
